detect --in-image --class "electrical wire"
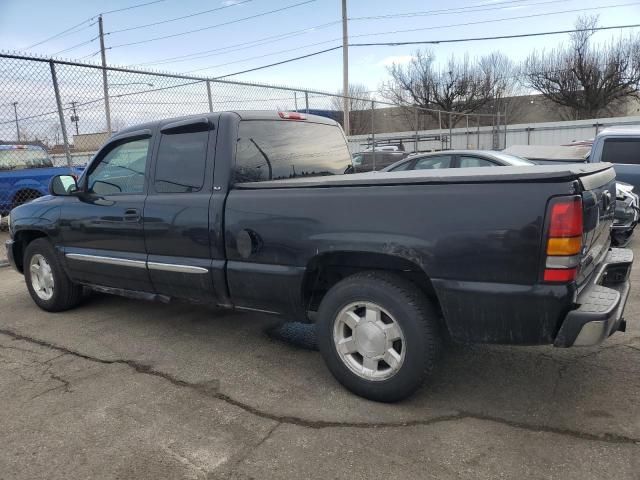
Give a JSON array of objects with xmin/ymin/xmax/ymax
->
[
  {"xmin": 350, "ymin": 0, "xmax": 572, "ymax": 21},
  {"xmin": 348, "ymin": 1, "xmax": 640, "ymax": 40},
  {"xmin": 51, "ymin": 36, "xmax": 99, "ymax": 56},
  {"xmin": 22, "ymin": 18, "xmax": 96, "ymax": 50},
  {"xmin": 130, "ymin": 21, "xmax": 341, "ymax": 67},
  {"xmin": 101, "ymin": 0, "xmax": 167, "ymax": 15},
  {"xmin": 107, "ymin": 0, "xmax": 317, "ymax": 48},
  {"xmin": 109, "ymin": 0, "xmax": 255, "ymax": 34}
]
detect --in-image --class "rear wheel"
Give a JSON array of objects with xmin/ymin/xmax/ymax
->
[
  {"xmin": 317, "ymin": 271, "xmax": 440, "ymax": 402},
  {"xmin": 24, "ymin": 238, "xmax": 83, "ymax": 312}
]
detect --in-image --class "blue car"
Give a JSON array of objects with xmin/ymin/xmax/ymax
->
[{"xmin": 0, "ymin": 144, "xmax": 82, "ymax": 215}]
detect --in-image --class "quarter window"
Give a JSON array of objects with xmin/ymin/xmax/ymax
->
[
  {"xmin": 88, "ymin": 138, "xmax": 150, "ymax": 195},
  {"xmin": 155, "ymin": 130, "xmax": 209, "ymax": 193}
]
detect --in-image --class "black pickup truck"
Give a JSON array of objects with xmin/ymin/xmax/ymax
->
[{"xmin": 5, "ymin": 111, "xmax": 633, "ymax": 401}]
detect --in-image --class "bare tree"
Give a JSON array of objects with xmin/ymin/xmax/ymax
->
[
  {"xmin": 331, "ymin": 84, "xmax": 373, "ymax": 135},
  {"xmin": 524, "ymin": 16, "xmax": 640, "ymax": 120},
  {"xmin": 380, "ymin": 50, "xmax": 505, "ymax": 127}
]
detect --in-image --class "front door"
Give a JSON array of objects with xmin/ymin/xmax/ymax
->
[{"xmin": 60, "ymin": 132, "xmax": 153, "ymax": 292}]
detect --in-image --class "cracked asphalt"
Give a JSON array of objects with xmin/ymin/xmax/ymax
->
[{"xmin": 1, "ymin": 231, "xmax": 639, "ymax": 479}]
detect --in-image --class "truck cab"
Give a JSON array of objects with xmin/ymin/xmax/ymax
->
[{"xmin": 590, "ymin": 126, "xmax": 640, "ymax": 192}]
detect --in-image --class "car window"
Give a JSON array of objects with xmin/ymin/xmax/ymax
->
[
  {"xmin": 352, "ymin": 155, "xmax": 363, "ymax": 166},
  {"xmin": 389, "ymin": 160, "xmax": 413, "ymax": 171},
  {"xmin": 601, "ymin": 138, "xmax": 640, "ymax": 165},
  {"xmin": 234, "ymin": 120, "xmax": 351, "ymax": 183},
  {"xmin": 88, "ymin": 138, "xmax": 150, "ymax": 195},
  {"xmin": 459, "ymin": 156, "xmax": 497, "ymax": 168},
  {"xmin": 0, "ymin": 146, "xmax": 53, "ymax": 170},
  {"xmin": 154, "ymin": 130, "xmax": 208, "ymax": 193},
  {"xmin": 414, "ymin": 155, "xmax": 453, "ymax": 170}
]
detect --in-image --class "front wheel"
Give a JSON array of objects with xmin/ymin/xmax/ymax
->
[
  {"xmin": 317, "ymin": 271, "xmax": 440, "ymax": 402},
  {"xmin": 24, "ymin": 238, "xmax": 83, "ymax": 312}
]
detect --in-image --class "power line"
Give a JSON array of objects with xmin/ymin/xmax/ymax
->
[
  {"xmin": 130, "ymin": 21, "xmax": 341, "ymax": 67},
  {"xmin": 22, "ymin": 18, "xmax": 95, "ymax": 50},
  {"xmin": 351, "ymin": 23, "xmax": 640, "ymax": 47},
  {"xmin": 101, "ymin": 0, "xmax": 167, "ymax": 15},
  {"xmin": 109, "ymin": 0, "xmax": 254, "ymax": 34},
  {"xmin": 108, "ymin": 0, "xmax": 317, "ymax": 49},
  {"xmin": 51, "ymin": 36, "xmax": 99, "ymax": 56},
  {"xmin": 348, "ymin": 1, "xmax": 640, "ymax": 40},
  {"xmin": 350, "ymin": 0, "xmax": 572, "ymax": 21},
  {"xmin": 213, "ymin": 22, "xmax": 640, "ymax": 78}
]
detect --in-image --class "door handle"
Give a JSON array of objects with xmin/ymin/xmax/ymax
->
[{"xmin": 124, "ymin": 208, "xmax": 140, "ymax": 222}]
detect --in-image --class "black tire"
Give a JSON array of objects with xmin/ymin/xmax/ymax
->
[
  {"xmin": 23, "ymin": 238, "xmax": 83, "ymax": 312},
  {"xmin": 317, "ymin": 271, "xmax": 440, "ymax": 402}
]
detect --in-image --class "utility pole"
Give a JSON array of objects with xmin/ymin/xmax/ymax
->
[
  {"xmin": 341, "ymin": 0, "xmax": 350, "ymax": 136},
  {"xmin": 98, "ymin": 15, "xmax": 112, "ymax": 134},
  {"xmin": 11, "ymin": 102, "xmax": 20, "ymax": 142},
  {"xmin": 70, "ymin": 101, "xmax": 80, "ymax": 135}
]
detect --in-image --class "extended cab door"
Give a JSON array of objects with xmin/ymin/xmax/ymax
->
[
  {"xmin": 142, "ymin": 117, "xmax": 219, "ymax": 301},
  {"xmin": 60, "ymin": 130, "xmax": 153, "ymax": 292}
]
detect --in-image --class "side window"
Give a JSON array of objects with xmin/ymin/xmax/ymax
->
[
  {"xmin": 88, "ymin": 138, "xmax": 150, "ymax": 195},
  {"xmin": 459, "ymin": 156, "xmax": 497, "ymax": 168},
  {"xmin": 390, "ymin": 160, "xmax": 413, "ymax": 171},
  {"xmin": 154, "ymin": 130, "xmax": 209, "ymax": 193},
  {"xmin": 601, "ymin": 138, "xmax": 640, "ymax": 165},
  {"xmin": 414, "ymin": 155, "xmax": 453, "ymax": 170}
]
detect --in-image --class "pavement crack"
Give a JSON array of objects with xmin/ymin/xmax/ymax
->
[{"xmin": 2, "ymin": 328, "xmax": 639, "ymax": 445}]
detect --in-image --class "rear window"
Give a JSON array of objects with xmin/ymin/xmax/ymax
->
[
  {"xmin": 601, "ymin": 138, "xmax": 640, "ymax": 165},
  {"xmin": 0, "ymin": 147, "xmax": 53, "ymax": 170},
  {"xmin": 233, "ymin": 120, "xmax": 351, "ymax": 183}
]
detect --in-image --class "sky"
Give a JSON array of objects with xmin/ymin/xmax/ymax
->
[{"xmin": 1, "ymin": 0, "xmax": 639, "ymax": 94}]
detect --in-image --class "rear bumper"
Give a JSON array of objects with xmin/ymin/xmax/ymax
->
[{"xmin": 554, "ymin": 248, "xmax": 633, "ymax": 347}]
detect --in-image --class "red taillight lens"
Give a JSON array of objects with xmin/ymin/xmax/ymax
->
[
  {"xmin": 548, "ymin": 197, "xmax": 583, "ymax": 237},
  {"xmin": 544, "ymin": 268, "xmax": 577, "ymax": 283}
]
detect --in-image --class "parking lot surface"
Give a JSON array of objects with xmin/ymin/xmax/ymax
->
[{"xmin": 0, "ymin": 234, "xmax": 639, "ymax": 479}]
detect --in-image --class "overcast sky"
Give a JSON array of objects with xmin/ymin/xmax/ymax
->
[{"xmin": 1, "ymin": 0, "xmax": 639, "ymax": 92}]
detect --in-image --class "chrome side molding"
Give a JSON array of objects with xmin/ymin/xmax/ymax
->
[{"xmin": 66, "ymin": 253, "xmax": 208, "ymax": 274}]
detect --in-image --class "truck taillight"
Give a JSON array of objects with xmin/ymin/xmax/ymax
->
[{"xmin": 543, "ymin": 196, "xmax": 583, "ymax": 283}]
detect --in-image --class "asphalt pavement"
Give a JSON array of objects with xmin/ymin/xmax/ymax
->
[{"xmin": 0, "ymin": 232, "xmax": 639, "ymax": 479}]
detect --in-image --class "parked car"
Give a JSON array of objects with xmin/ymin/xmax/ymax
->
[
  {"xmin": 504, "ymin": 144, "xmax": 640, "ymax": 246},
  {"xmin": 382, "ymin": 150, "xmax": 534, "ymax": 171},
  {"xmin": 348, "ymin": 150, "xmax": 410, "ymax": 173},
  {"xmin": 0, "ymin": 144, "xmax": 81, "ymax": 216},
  {"xmin": 5, "ymin": 111, "xmax": 633, "ymax": 402}
]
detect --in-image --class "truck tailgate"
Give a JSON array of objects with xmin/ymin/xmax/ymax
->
[{"xmin": 576, "ymin": 166, "xmax": 617, "ymax": 287}]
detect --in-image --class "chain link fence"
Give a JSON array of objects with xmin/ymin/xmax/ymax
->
[{"xmin": 0, "ymin": 52, "xmax": 503, "ymax": 230}]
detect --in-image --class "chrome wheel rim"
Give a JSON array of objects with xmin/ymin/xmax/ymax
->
[
  {"xmin": 29, "ymin": 254, "xmax": 54, "ymax": 301},
  {"xmin": 333, "ymin": 302, "xmax": 405, "ymax": 381}
]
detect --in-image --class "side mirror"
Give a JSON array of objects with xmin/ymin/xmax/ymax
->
[{"xmin": 49, "ymin": 175, "xmax": 78, "ymax": 196}]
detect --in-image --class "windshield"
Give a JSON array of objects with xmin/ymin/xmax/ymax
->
[
  {"xmin": 492, "ymin": 152, "xmax": 534, "ymax": 166},
  {"xmin": 0, "ymin": 147, "xmax": 53, "ymax": 170}
]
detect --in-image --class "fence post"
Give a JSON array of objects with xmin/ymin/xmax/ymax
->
[
  {"xmin": 305, "ymin": 91, "xmax": 309, "ymax": 113},
  {"xmin": 438, "ymin": 111, "xmax": 442, "ymax": 150},
  {"xmin": 503, "ymin": 104, "xmax": 508, "ymax": 149},
  {"xmin": 414, "ymin": 108, "xmax": 419, "ymax": 153},
  {"xmin": 294, "ymin": 92, "xmax": 298, "ymax": 111},
  {"xmin": 49, "ymin": 60, "xmax": 72, "ymax": 169},
  {"xmin": 371, "ymin": 100, "xmax": 376, "ymax": 170},
  {"xmin": 206, "ymin": 81, "xmax": 214, "ymax": 113},
  {"xmin": 466, "ymin": 115, "xmax": 469, "ymax": 148},
  {"xmin": 448, "ymin": 112, "xmax": 453, "ymax": 150},
  {"xmin": 477, "ymin": 116, "xmax": 480, "ymax": 149}
]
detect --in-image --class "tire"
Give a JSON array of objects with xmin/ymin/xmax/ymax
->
[
  {"xmin": 23, "ymin": 238, "xmax": 83, "ymax": 312},
  {"xmin": 317, "ymin": 271, "xmax": 440, "ymax": 402}
]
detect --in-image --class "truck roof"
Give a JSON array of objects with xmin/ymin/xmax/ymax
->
[
  {"xmin": 114, "ymin": 111, "xmax": 338, "ymax": 137},
  {"xmin": 597, "ymin": 125, "xmax": 640, "ymax": 137}
]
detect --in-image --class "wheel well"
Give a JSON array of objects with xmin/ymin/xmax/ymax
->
[
  {"xmin": 12, "ymin": 188, "xmax": 43, "ymax": 208},
  {"xmin": 12, "ymin": 230, "xmax": 48, "ymax": 272},
  {"xmin": 302, "ymin": 251, "xmax": 439, "ymax": 314}
]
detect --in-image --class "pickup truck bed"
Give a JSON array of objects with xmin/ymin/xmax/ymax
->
[{"xmin": 5, "ymin": 111, "xmax": 633, "ymax": 402}]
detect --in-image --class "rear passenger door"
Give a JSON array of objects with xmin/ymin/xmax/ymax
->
[{"xmin": 143, "ymin": 117, "xmax": 219, "ymax": 301}]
